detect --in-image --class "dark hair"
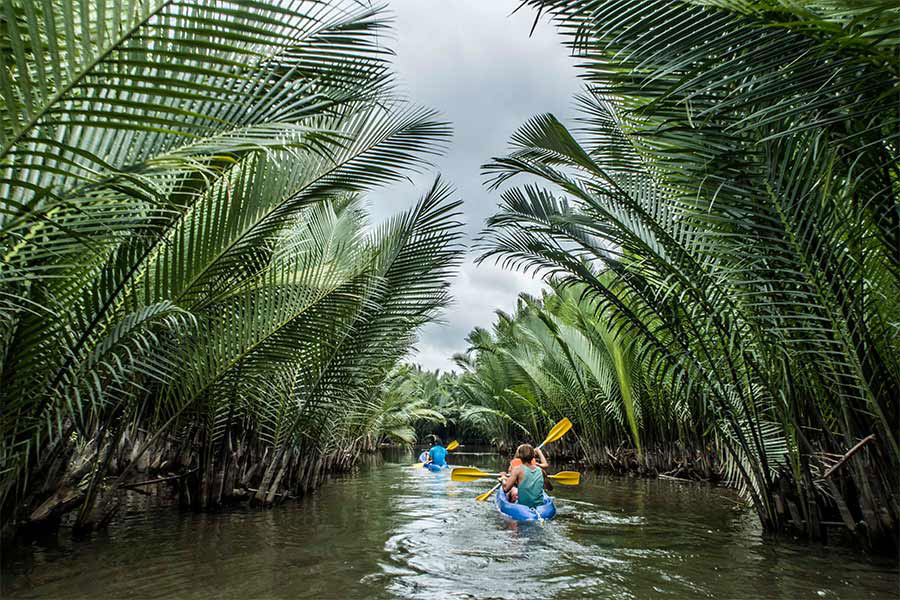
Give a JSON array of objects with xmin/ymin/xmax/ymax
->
[
  {"xmin": 515, "ymin": 443, "xmax": 535, "ymax": 464},
  {"xmin": 431, "ymin": 435, "xmax": 442, "ymax": 446}
]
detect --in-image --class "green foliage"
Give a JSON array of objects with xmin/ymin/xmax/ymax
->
[
  {"xmin": 0, "ymin": 0, "xmax": 462, "ymax": 525},
  {"xmin": 380, "ymin": 363, "xmax": 498, "ymax": 445},
  {"xmin": 437, "ymin": 284, "xmax": 706, "ymax": 459},
  {"xmin": 480, "ymin": 0, "xmax": 899, "ymax": 548}
]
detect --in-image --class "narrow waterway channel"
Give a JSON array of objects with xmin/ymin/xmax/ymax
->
[{"xmin": 3, "ymin": 449, "xmax": 897, "ymax": 599}]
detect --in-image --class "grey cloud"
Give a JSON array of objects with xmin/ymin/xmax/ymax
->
[
  {"xmin": 408, "ymin": 259, "xmax": 549, "ymax": 371},
  {"xmin": 367, "ymin": 0, "xmax": 579, "ymax": 371}
]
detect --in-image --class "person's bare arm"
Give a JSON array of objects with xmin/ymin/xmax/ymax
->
[
  {"xmin": 502, "ymin": 466, "xmax": 524, "ymax": 492},
  {"xmin": 534, "ymin": 448, "xmax": 549, "ymax": 468}
]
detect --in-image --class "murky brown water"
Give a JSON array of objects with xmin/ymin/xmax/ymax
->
[{"xmin": 3, "ymin": 449, "xmax": 897, "ymax": 599}]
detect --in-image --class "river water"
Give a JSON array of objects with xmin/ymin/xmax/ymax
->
[{"xmin": 3, "ymin": 449, "xmax": 897, "ymax": 599}]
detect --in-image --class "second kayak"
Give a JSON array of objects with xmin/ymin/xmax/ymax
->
[
  {"xmin": 495, "ymin": 488, "xmax": 556, "ymax": 521},
  {"xmin": 418, "ymin": 451, "xmax": 449, "ymax": 472}
]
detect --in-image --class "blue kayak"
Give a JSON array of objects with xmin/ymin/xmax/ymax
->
[
  {"xmin": 495, "ymin": 488, "xmax": 556, "ymax": 521},
  {"xmin": 418, "ymin": 451, "xmax": 448, "ymax": 472}
]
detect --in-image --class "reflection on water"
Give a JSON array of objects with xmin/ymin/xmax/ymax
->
[{"xmin": 2, "ymin": 448, "xmax": 897, "ymax": 599}]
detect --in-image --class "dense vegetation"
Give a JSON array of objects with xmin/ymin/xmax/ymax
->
[
  {"xmin": 447, "ymin": 285, "xmax": 718, "ymax": 477},
  {"xmin": 383, "ymin": 363, "xmax": 527, "ymax": 448},
  {"xmin": 1, "ymin": 0, "xmax": 895, "ymax": 559},
  {"xmin": 470, "ymin": 0, "xmax": 898, "ymax": 551},
  {"xmin": 0, "ymin": 1, "xmax": 462, "ymax": 535}
]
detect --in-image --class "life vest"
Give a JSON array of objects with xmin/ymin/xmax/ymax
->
[{"xmin": 508, "ymin": 457, "xmax": 536, "ymax": 471}]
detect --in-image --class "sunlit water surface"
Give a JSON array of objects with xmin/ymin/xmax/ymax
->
[{"xmin": 3, "ymin": 449, "xmax": 897, "ymax": 599}]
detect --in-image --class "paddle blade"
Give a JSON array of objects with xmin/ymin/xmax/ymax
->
[
  {"xmin": 451, "ymin": 467, "xmax": 498, "ymax": 482},
  {"xmin": 452, "ymin": 467, "xmax": 491, "ymax": 476},
  {"xmin": 540, "ymin": 418, "xmax": 573, "ymax": 448},
  {"xmin": 447, "ymin": 441, "xmax": 460, "ymax": 451},
  {"xmin": 411, "ymin": 463, "xmax": 424, "ymax": 468},
  {"xmin": 476, "ymin": 482, "xmax": 501, "ymax": 502},
  {"xmin": 547, "ymin": 470, "xmax": 581, "ymax": 485}
]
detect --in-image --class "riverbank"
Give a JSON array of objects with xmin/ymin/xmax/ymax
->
[{"xmin": 8, "ymin": 431, "xmax": 369, "ymax": 542}]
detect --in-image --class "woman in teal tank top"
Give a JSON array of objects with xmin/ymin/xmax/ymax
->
[
  {"xmin": 501, "ymin": 444, "xmax": 545, "ymax": 508},
  {"xmin": 517, "ymin": 464, "xmax": 544, "ymax": 508}
]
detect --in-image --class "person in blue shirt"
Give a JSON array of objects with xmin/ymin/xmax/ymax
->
[{"xmin": 425, "ymin": 436, "xmax": 448, "ymax": 467}]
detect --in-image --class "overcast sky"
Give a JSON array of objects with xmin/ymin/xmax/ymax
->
[{"xmin": 367, "ymin": 0, "xmax": 580, "ymax": 372}]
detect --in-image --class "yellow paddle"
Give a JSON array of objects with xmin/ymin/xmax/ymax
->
[
  {"xmin": 476, "ymin": 417, "xmax": 573, "ymax": 502},
  {"xmin": 452, "ymin": 467, "xmax": 581, "ymax": 485},
  {"xmin": 413, "ymin": 440, "xmax": 459, "ymax": 468}
]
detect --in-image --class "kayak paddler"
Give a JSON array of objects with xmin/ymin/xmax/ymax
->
[
  {"xmin": 500, "ymin": 444, "xmax": 545, "ymax": 508},
  {"xmin": 504, "ymin": 444, "xmax": 549, "ymax": 503},
  {"xmin": 424, "ymin": 435, "xmax": 448, "ymax": 467}
]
